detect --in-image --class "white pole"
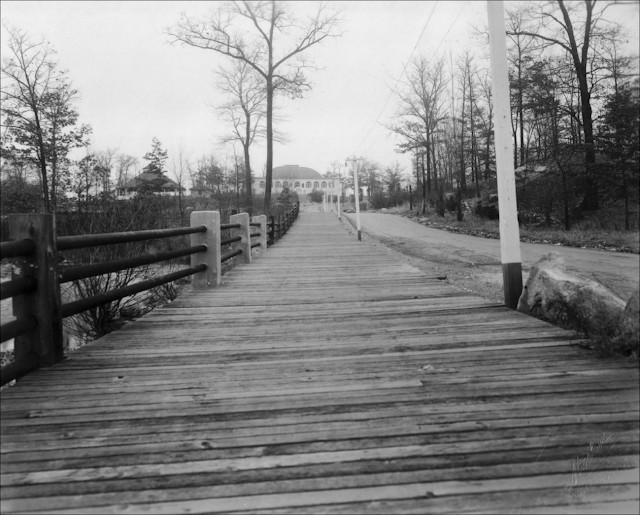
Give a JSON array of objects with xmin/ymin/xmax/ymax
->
[
  {"xmin": 329, "ymin": 184, "xmax": 333, "ymax": 212},
  {"xmin": 353, "ymin": 159, "xmax": 362, "ymax": 241},
  {"xmin": 337, "ymin": 178, "xmax": 342, "ymax": 220},
  {"xmin": 487, "ymin": 0, "xmax": 523, "ymax": 309}
]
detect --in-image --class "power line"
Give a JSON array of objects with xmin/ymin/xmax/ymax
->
[
  {"xmin": 354, "ymin": 1, "xmax": 439, "ymax": 155},
  {"xmin": 360, "ymin": 1, "xmax": 469, "ymax": 158},
  {"xmin": 432, "ymin": 1, "xmax": 467, "ymax": 55}
]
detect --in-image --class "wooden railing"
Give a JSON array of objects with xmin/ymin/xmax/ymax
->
[
  {"xmin": 0, "ymin": 203, "xmax": 299, "ymax": 386},
  {"xmin": 268, "ymin": 202, "xmax": 300, "ymax": 245}
]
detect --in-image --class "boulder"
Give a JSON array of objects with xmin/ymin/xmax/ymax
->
[
  {"xmin": 517, "ymin": 253, "xmax": 627, "ymax": 336},
  {"xmin": 620, "ymin": 291, "xmax": 640, "ymax": 336}
]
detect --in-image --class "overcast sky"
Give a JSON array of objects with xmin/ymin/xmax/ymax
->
[{"xmin": 1, "ymin": 1, "xmax": 639, "ymax": 180}]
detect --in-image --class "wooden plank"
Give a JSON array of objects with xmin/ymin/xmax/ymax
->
[{"xmin": 1, "ymin": 211, "xmax": 638, "ymax": 513}]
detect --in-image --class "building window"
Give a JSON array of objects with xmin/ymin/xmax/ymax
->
[
  {"xmin": 321, "ymin": 181, "xmax": 327, "ymax": 188},
  {"xmin": 275, "ymin": 181, "xmax": 281, "ymax": 188},
  {"xmin": 284, "ymin": 181, "xmax": 289, "ymax": 187},
  {"xmin": 314, "ymin": 181, "xmax": 319, "ymax": 188},
  {"xmin": 294, "ymin": 181, "xmax": 300, "ymax": 187},
  {"xmin": 259, "ymin": 181, "xmax": 265, "ymax": 188},
  {"xmin": 306, "ymin": 182, "xmax": 311, "ymax": 188}
]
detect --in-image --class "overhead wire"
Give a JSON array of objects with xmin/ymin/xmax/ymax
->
[
  {"xmin": 358, "ymin": 1, "xmax": 469, "ymax": 158},
  {"xmin": 353, "ymin": 0, "xmax": 439, "ymax": 156}
]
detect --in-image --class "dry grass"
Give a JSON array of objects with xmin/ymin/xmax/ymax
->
[{"xmin": 396, "ymin": 204, "xmax": 639, "ymax": 253}]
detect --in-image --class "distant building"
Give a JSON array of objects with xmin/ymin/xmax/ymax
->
[
  {"xmin": 189, "ymin": 186, "xmax": 215, "ymax": 199},
  {"xmin": 116, "ymin": 165, "xmax": 182, "ymax": 199},
  {"xmin": 252, "ymin": 165, "xmax": 336, "ymax": 200}
]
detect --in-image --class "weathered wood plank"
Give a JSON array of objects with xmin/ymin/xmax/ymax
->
[{"xmin": 1, "ymin": 211, "xmax": 638, "ymax": 513}]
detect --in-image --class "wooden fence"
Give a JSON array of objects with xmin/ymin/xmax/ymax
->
[{"xmin": 0, "ymin": 203, "xmax": 299, "ymax": 386}]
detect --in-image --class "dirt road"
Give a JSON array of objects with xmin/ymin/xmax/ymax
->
[{"xmin": 343, "ymin": 212, "xmax": 639, "ymax": 304}]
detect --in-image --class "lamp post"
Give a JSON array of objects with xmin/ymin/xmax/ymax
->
[
  {"xmin": 337, "ymin": 174, "xmax": 342, "ymax": 220},
  {"xmin": 346, "ymin": 156, "xmax": 362, "ymax": 241}
]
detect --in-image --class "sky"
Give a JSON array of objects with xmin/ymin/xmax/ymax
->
[{"xmin": 1, "ymin": 0, "xmax": 639, "ymax": 182}]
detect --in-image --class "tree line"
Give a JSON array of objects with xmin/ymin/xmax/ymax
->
[
  {"xmin": 387, "ymin": 0, "xmax": 638, "ymax": 230},
  {"xmin": 2, "ymin": 1, "xmax": 638, "ymax": 232},
  {"xmin": 1, "ymin": 1, "xmax": 341, "ymax": 223}
]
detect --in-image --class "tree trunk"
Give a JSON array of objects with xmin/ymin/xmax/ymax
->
[
  {"xmin": 460, "ymin": 79, "xmax": 467, "ymax": 194},
  {"xmin": 623, "ymin": 168, "xmax": 629, "ymax": 231},
  {"xmin": 264, "ymin": 78, "xmax": 274, "ymax": 214},
  {"xmin": 243, "ymin": 111, "xmax": 253, "ymax": 216},
  {"xmin": 558, "ymin": 0, "xmax": 598, "ymax": 211},
  {"xmin": 421, "ymin": 153, "xmax": 427, "ymax": 214},
  {"xmin": 518, "ymin": 56, "xmax": 525, "ymax": 167},
  {"xmin": 425, "ymin": 134, "xmax": 432, "ymax": 202},
  {"xmin": 34, "ymin": 114, "xmax": 50, "ymax": 213}
]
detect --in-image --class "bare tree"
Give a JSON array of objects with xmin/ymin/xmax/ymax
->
[
  {"xmin": 169, "ymin": 143, "xmax": 191, "ymax": 225},
  {"xmin": 509, "ymin": 0, "xmax": 620, "ymax": 210},
  {"xmin": 1, "ymin": 26, "xmax": 91, "ymax": 213},
  {"xmin": 115, "ymin": 153, "xmax": 139, "ymax": 193},
  {"xmin": 388, "ymin": 55, "xmax": 448, "ymax": 213},
  {"xmin": 217, "ymin": 60, "xmax": 267, "ymax": 214},
  {"xmin": 168, "ymin": 1, "xmax": 341, "ymax": 213},
  {"xmin": 93, "ymin": 148, "xmax": 117, "ymax": 196}
]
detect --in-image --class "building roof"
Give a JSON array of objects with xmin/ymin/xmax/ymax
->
[
  {"xmin": 272, "ymin": 165, "xmax": 322, "ymax": 180},
  {"xmin": 119, "ymin": 167, "xmax": 180, "ymax": 191}
]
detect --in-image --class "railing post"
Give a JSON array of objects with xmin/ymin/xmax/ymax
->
[
  {"xmin": 9, "ymin": 213, "xmax": 64, "ymax": 368},
  {"xmin": 269, "ymin": 215, "xmax": 275, "ymax": 245},
  {"xmin": 252, "ymin": 215, "xmax": 267, "ymax": 252},
  {"xmin": 230, "ymin": 212, "xmax": 251, "ymax": 264},
  {"xmin": 190, "ymin": 211, "xmax": 220, "ymax": 288},
  {"xmin": 276, "ymin": 208, "xmax": 282, "ymax": 241}
]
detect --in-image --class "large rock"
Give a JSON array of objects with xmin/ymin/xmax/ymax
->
[
  {"xmin": 620, "ymin": 290, "xmax": 640, "ymax": 335},
  {"xmin": 517, "ymin": 253, "xmax": 628, "ymax": 336}
]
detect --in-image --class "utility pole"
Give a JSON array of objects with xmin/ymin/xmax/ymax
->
[
  {"xmin": 487, "ymin": 0, "xmax": 523, "ymax": 309},
  {"xmin": 337, "ymin": 175, "xmax": 342, "ymax": 220},
  {"xmin": 345, "ymin": 156, "xmax": 362, "ymax": 241}
]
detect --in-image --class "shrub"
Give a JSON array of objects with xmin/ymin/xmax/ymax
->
[
  {"xmin": 476, "ymin": 199, "xmax": 499, "ymax": 220},
  {"xmin": 308, "ymin": 189, "xmax": 323, "ymax": 203}
]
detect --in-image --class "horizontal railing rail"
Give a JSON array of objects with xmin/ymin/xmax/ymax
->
[
  {"xmin": 60, "ymin": 265, "xmax": 207, "ymax": 318},
  {"xmin": 57, "ymin": 226, "xmax": 206, "ymax": 251},
  {"xmin": 1, "ymin": 204, "xmax": 299, "ymax": 386},
  {"xmin": 59, "ymin": 245, "xmax": 207, "ymax": 283},
  {"xmin": 0, "ymin": 276, "xmax": 37, "ymax": 301},
  {"xmin": 0, "ymin": 239, "xmax": 36, "ymax": 259},
  {"xmin": 0, "ymin": 316, "xmax": 38, "ymax": 345}
]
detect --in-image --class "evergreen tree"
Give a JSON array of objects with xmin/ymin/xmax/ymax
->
[{"xmin": 140, "ymin": 137, "xmax": 169, "ymax": 194}]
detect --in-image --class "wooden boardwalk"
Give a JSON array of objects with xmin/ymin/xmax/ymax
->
[{"xmin": 1, "ymin": 211, "xmax": 638, "ymax": 514}]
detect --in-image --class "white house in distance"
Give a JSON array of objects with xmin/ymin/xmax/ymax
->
[{"xmin": 252, "ymin": 165, "xmax": 336, "ymax": 200}]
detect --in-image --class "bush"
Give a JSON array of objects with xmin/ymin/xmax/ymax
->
[
  {"xmin": 369, "ymin": 191, "xmax": 407, "ymax": 210},
  {"xmin": 0, "ymin": 178, "xmax": 42, "ymax": 233},
  {"xmin": 445, "ymin": 193, "xmax": 457, "ymax": 212},
  {"xmin": 277, "ymin": 187, "xmax": 298, "ymax": 207},
  {"xmin": 476, "ymin": 199, "xmax": 499, "ymax": 220},
  {"xmin": 308, "ymin": 189, "xmax": 323, "ymax": 203}
]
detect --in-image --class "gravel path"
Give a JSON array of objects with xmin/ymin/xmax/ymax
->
[{"xmin": 343, "ymin": 212, "xmax": 639, "ymax": 305}]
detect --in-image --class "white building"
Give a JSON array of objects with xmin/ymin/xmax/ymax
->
[{"xmin": 252, "ymin": 165, "xmax": 336, "ymax": 199}]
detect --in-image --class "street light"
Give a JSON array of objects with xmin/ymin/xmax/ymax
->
[
  {"xmin": 337, "ymin": 170, "xmax": 342, "ymax": 220},
  {"xmin": 345, "ymin": 156, "xmax": 362, "ymax": 241}
]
